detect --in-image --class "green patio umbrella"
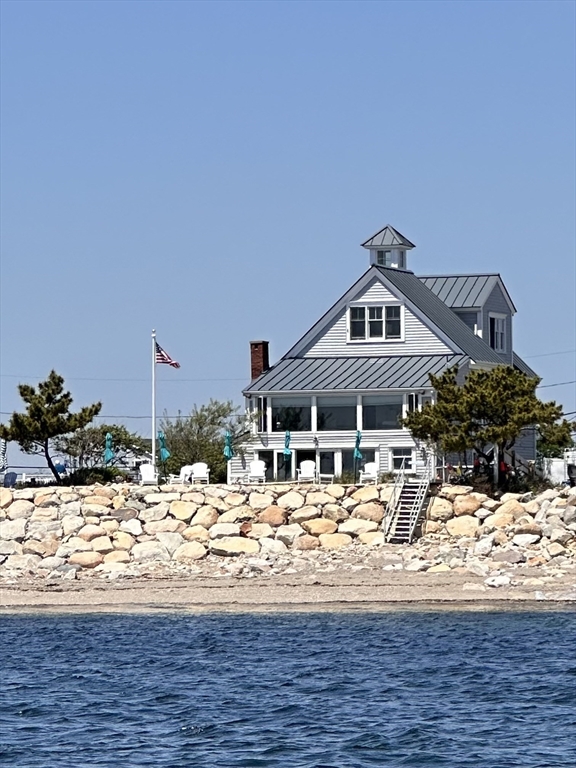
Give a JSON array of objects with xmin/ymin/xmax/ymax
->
[
  {"xmin": 353, "ymin": 431, "xmax": 363, "ymax": 460},
  {"xmin": 283, "ymin": 431, "xmax": 291, "ymax": 456},
  {"xmin": 223, "ymin": 430, "xmax": 234, "ymax": 460},
  {"xmin": 103, "ymin": 432, "xmax": 115, "ymax": 465},
  {"xmin": 157, "ymin": 431, "xmax": 171, "ymax": 463}
]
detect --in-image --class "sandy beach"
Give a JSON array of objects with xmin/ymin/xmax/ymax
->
[{"xmin": 2, "ymin": 568, "xmax": 575, "ymax": 614}]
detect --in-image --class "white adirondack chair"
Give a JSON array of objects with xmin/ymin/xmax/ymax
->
[
  {"xmin": 247, "ymin": 460, "xmax": 266, "ymax": 483},
  {"xmin": 139, "ymin": 463, "xmax": 159, "ymax": 485},
  {"xmin": 297, "ymin": 460, "xmax": 317, "ymax": 484},
  {"xmin": 191, "ymin": 462, "xmax": 210, "ymax": 484},
  {"xmin": 168, "ymin": 465, "xmax": 193, "ymax": 484},
  {"xmin": 359, "ymin": 461, "xmax": 378, "ymax": 485}
]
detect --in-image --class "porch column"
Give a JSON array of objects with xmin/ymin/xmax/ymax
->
[
  {"xmin": 311, "ymin": 396, "xmax": 318, "ymax": 433},
  {"xmin": 356, "ymin": 395, "xmax": 363, "ymax": 431}
]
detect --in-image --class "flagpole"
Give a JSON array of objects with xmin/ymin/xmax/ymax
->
[{"xmin": 151, "ymin": 329, "xmax": 156, "ymax": 469}]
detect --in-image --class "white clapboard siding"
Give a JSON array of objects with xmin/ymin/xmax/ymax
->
[{"xmin": 303, "ymin": 279, "xmax": 453, "ymax": 358}]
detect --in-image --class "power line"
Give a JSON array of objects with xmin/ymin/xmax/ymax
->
[
  {"xmin": 524, "ymin": 349, "xmax": 576, "ymax": 359},
  {"xmin": 537, "ymin": 380, "xmax": 576, "ymax": 389}
]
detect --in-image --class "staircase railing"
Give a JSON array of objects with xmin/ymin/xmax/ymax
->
[
  {"xmin": 406, "ymin": 457, "xmax": 434, "ymax": 543},
  {"xmin": 383, "ymin": 456, "xmax": 434, "ymax": 543},
  {"xmin": 382, "ymin": 458, "xmax": 406, "ymax": 539}
]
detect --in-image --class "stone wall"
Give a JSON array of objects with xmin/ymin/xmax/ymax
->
[{"xmin": 0, "ymin": 481, "xmax": 574, "ymax": 584}]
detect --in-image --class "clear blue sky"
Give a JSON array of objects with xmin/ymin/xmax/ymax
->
[{"xmin": 1, "ymin": 0, "xmax": 575, "ymax": 466}]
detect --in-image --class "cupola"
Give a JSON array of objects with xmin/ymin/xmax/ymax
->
[{"xmin": 361, "ymin": 225, "xmax": 415, "ymax": 269}]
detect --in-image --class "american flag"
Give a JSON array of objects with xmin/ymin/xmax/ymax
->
[{"xmin": 155, "ymin": 341, "xmax": 180, "ymax": 368}]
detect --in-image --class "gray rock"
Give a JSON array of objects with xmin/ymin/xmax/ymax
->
[
  {"xmin": 110, "ymin": 508, "xmax": 139, "ymax": 522},
  {"xmin": 38, "ymin": 556, "xmax": 66, "ymax": 570},
  {"xmin": 485, "ymin": 574, "xmax": 511, "ymax": 588},
  {"xmin": 511, "ymin": 534, "xmax": 540, "ymax": 547},
  {"xmin": 6, "ymin": 500, "xmax": 35, "ymax": 519},
  {"xmin": 155, "ymin": 532, "xmax": 185, "ymax": 555},
  {"xmin": 119, "ymin": 519, "xmax": 143, "ymax": 536},
  {"xmin": 492, "ymin": 549, "xmax": 524, "ymax": 564},
  {"xmin": 0, "ymin": 540, "xmax": 23, "ymax": 556},
  {"xmin": 131, "ymin": 541, "xmax": 171, "ymax": 562},
  {"xmin": 139, "ymin": 502, "xmax": 169, "ymax": 523},
  {"xmin": 474, "ymin": 536, "xmax": 494, "ymax": 557},
  {"xmin": 0, "ymin": 518, "xmax": 27, "ymax": 541}
]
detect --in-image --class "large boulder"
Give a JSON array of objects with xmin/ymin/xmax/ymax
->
[
  {"xmin": 68, "ymin": 551, "xmax": 104, "ymax": 569},
  {"xmin": 91, "ymin": 536, "xmax": 115, "ymax": 554},
  {"xmin": 351, "ymin": 502, "xmax": 384, "ymax": 523},
  {"xmin": 319, "ymin": 533, "xmax": 353, "ymax": 550},
  {"xmin": 246, "ymin": 523, "xmax": 275, "ymax": 539},
  {"xmin": 83, "ymin": 495, "xmax": 114, "ymax": 508},
  {"xmin": 0, "ymin": 488, "xmax": 13, "ymax": 509},
  {"xmin": 496, "ymin": 499, "xmax": 526, "ymax": 520},
  {"xmin": 144, "ymin": 518, "xmax": 182, "ymax": 534},
  {"xmin": 258, "ymin": 506, "xmax": 287, "ymax": 526},
  {"xmin": 78, "ymin": 524, "xmax": 107, "ymax": 541},
  {"xmin": 209, "ymin": 537, "xmax": 260, "ymax": 556},
  {"xmin": 156, "ymin": 532, "xmax": 185, "ymax": 555},
  {"xmin": 305, "ymin": 492, "xmax": 334, "ymax": 506},
  {"xmin": 182, "ymin": 525, "xmax": 210, "ymax": 542},
  {"xmin": 484, "ymin": 512, "xmax": 514, "ymax": 529},
  {"xmin": 351, "ymin": 486, "xmax": 380, "ymax": 503},
  {"xmin": 358, "ymin": 531, "xmax": 385, "ymax": 546},
  {"xmin": 139, "ymin": 502, "xmax": 170, "ymax": 523},
  {"xmin": 143, "ymin": 492, "xmax": 180, "ymax": 504},
  {"xmin": 131, "ymin": 541, "xmax": 171, "ymax": 562},
  {"xmin": 209, "ymin": 523, "xmax": 240, "ymax": 539},
  {"xmin": 0, "ymin": 518, "xmax": 27, "ymax": 541},
  {"xmin": 302, "ymin": 518, "xmax": 338, "ymax": 536},
  {"xmin": 5, "ymin": 554, "xmax": 42, "ymax": 570},
  {"xmin": 428, "ymin": 497, "xmax": 454, "ymax": 522},
  {"xmin": 293, "ymin": 534, "xmax": 321, "ymax": 550},
  {"xmin": 452, "ymin": 495, "xmax": 482, "ymax": 516},
  {"xmin": 120, "ymin": 519, "xmax": 143, "ymax": 536},
  {"xmin": 173, "ymin": 541, "xmax": 207, "ymax": 562},
  {"xmin": 290, "ymin": 506, "xmax": 321, "ymax": 524},
  {"xmin": 6, "ymin": 500, "xmax": 35, "ymax": 520},
  {"xmin": 322, "ymin": 505, "xmax": 349, "ymax": 523},
  {"xmin": 113, "ymin": 531, "xmax": 135, "ymax": 550},
  {"xmin": 276, "ymin": 523, "xmax": 305, "ymax": 546},
  {"xmin": 169, "ymin": 501, "xmax": 197, "ymax": 522},
  {"xmin": 277, "ymin": 491, "xmax": 305, "ymax": 510},
  {"xmin": 248, "ymin": 492, "xmax": 275, "ymax": 510},
  {"xmin": 338, "ymin": 519, "xmax": 378, "ymax": 536},
  {"xmin": 446, "ymin": 515, "xmax": 479, "ymax": 537},
  {"xmin": 190, "ymin": 506, "xmax": 219, "ymax": 528},
  {"xmin": 325, "ymin": 484, "xmax": 345, "ymax": 499}
]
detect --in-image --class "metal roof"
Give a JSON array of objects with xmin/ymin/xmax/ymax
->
[
  {"xmin": 513, "ymin": 352, "xmax": 538, "ymax": 378},
  {"xmin": 361, "ymin": 225, "xmax": 416, "ymax": 249},
  {"xmin": 419, "ymin": 273, "xmax": 517, "ymax": 312},
  {"xmin": 245, "ymin": 354, "xmax": 468, "ymax": 394},
  {"xmin": 375, "ymin": 266, "xmax": 505, "ymax": 365}
]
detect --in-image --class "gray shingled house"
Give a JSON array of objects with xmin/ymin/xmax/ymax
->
[{"xmin": 234, "ymin": 226, "xmax": 536, "ymax": 482}]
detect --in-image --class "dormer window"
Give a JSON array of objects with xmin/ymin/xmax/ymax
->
[
  {"xmin": 349, "ymin": 305, "xmax": 403, "ymax": 341},
  {"xmin": 489, "ymin": 314, "xmax": 506, "ymax": 352}
]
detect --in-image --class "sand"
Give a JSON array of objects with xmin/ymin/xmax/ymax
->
[{"xmin": 1, "ymin": 569, "xmax": 575, "ymax": 614}]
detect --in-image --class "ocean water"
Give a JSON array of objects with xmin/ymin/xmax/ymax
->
[{"xmin": 1, "ymin": 610, "xmax": 575, "ymax": 768}]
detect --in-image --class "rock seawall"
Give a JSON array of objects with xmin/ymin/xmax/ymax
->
[{"xmin": 0, "ymin": 482, "xmax": 574, "ymax": 587}]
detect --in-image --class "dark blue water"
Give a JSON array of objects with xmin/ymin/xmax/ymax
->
[{"xmin": 1, "ymin": 610, "xmax": 575, "ymax": 767}]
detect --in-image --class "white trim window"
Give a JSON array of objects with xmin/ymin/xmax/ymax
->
[
  {"xmin": 390, "ymin": 447, "xmax": 413, "ymax": 471},
  {"xmin": 348, "ymin": 304, "xmax": 403, "ymax": 342},
  {"xmin": 489, "ymin": 313, "xmax": 506, "ymax": 353}
]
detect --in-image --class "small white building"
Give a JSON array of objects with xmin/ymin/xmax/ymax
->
[{"xmin": 233, "ymin": 225, "xmax": 537, "ymax": 482}]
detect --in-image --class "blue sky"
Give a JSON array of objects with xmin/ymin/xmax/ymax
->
[{"xmin": 1, "ymin": 0, "xmax": 575, "ymax": 467}]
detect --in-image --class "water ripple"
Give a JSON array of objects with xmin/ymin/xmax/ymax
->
[{"xmin": 0, "ymin": 611, "xmax": 575, "ymax": 766}]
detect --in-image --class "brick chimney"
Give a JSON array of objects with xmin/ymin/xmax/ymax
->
[{"xmin": 250, "ymin": 341, "xmax": 270, "ymax": 380}]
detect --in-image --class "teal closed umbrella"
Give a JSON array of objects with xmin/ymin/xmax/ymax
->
[
  {"xmin": 223, "ymin": 430, "xmax": 234, "ymax": 460},
  {"xmin": 158, "ymin": 431, "xmax": 171, "ymax": 463},
  {"xmin": 283, "ymin": 431, "xmax": 291, "ymax": 456},
  {"xmin": 104, "ymin": 433, "xmax": 115, "ymax": 465},
  {"xmin": 353, "ymin": 431, "xmax": 363, "ymax": 460}
]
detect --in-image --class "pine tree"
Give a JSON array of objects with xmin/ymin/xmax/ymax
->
[
  {"xmin": 0, "ymin": 371, "xmax": 102, "ymax": 481},
  {"xmin": 403, "ymin": 365, "xmax": 573, "ymax": 485}
]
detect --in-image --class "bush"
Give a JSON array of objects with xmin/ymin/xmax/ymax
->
[{"xmin": 63, "ymin": 467, "xmax": 130, "ymax": 486}]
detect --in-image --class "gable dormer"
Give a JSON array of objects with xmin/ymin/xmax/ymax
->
[{"xmin": 361, "ymin": 225, "xmax": 415, "ymax": 270}]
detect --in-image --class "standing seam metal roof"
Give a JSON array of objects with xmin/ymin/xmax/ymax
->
[
  {"xmin": 418, "ymin": 274, "xmax": 517, "ymax": 312},
  {"xmin": 376, "ymin": 267, "xmax": 505, "ymax": 365},
  {"xmin": 244, "ymin": 354, "xmax": 468, "ymax": 394}
]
